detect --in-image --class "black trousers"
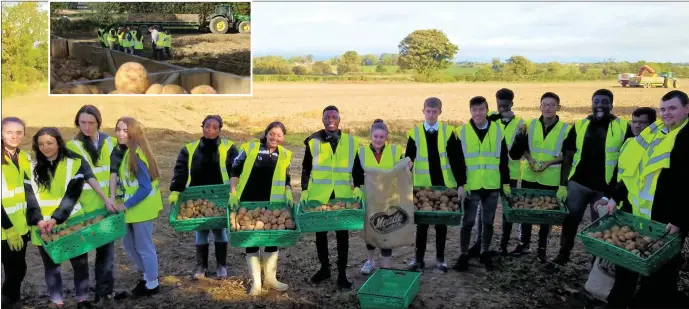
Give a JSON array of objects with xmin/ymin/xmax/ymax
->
[
  {"xmin": 315, "ymin": 231, "xmax": 349, "ymax": 274},
  {"xmin": 415, "ymin": 224, "xmax": 447, "ymax": 262},
  {"xmin": 516, "ymin": 181, "xmax": 555, "ymax": 249},
  {"xmin": 607, "ymin": 240, "xmax": 686, "ymax": 309},
  {"xmin": 1, "ymin": 234, "xmax": 30, "ymax": 303}
]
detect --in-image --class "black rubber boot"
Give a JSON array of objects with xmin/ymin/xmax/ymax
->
[
  {"xmin": 453, "ymin": 255, "xmax": 469, "ymax": 272},
  {"xmin": 215, "ymin": 242, "xmax": 228, "ymax": 278},
  {"xmin": 194, "ymin": 244, "xmax": 209, "ymax": 279},
  {"xmin": 308, "ymin": 266, "xmax": 331, "ymax": 284}
]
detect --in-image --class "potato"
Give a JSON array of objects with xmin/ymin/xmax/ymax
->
[
  {"xmin": 625, "ymin": 232, "xmax": 636, "ymax": 240},
  {"xmin": 51, "ymin": 87, "xmax": 72, "ymax": 94},
  {"xmin": 625, "ymin": 243, "xmax": 635, "ymax": 251},
  {"xmin": 610, "ymin": 225, "xmax": 620, "ymax": 233},
  {"xmin": 70, "ymin": 84, "xmax": 92, "ymax": 94},
  {"xmin": 109, "ymin": 90, "xmax": 139, "ymax": 94},
  {"xmin": 190, "ymin": 85, "xmax": 217, "ymax": 94},
  {"xmin": 41, "ymin": 233, "xmax": 52, "ymax": 243},
  {"xmin": 160, "ymin": 84, "xmax": 186, "ymax": 94},
  {"xmin": 145, "ymin": 84, "xmax": 163, "ymax": 94},
  {"xmin": 285, "ymin": 219, "xmax": 295, "ymax": 229},
  {"xmin": 51, "ymin": 234, "xmax": 61, "ymax": 241},
  {"xmin": 114, "ymin": 62, "xmax": 150, "ymax": 93}
]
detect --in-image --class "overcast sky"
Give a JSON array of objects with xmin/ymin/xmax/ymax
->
[{"xmin": 252, "ymin": 1, "xmax": 689, "ymax": 63}]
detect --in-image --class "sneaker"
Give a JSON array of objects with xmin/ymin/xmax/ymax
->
[
  {"xmin": 217, "ymin": 266, "xmax": 228, "ymax": 279},
  {"xmin": 509, "ymin": 243, "xmax": 531, "ymax": 256},
  {"xmin": 452, "ymin": 255, "xmax": 469, "ymax": 272},
  {"xmin": 468, "ymin": 243, "xmax": 481, "ymax": 258},
  {"xmin": 308, "ymin": 267, "xmax": 331, "ymax": 284},
  {"xmin": 194, "ymin": 267, "xmax": 207, "ymax": 280},
  {"xmin": 77, "ymin": 301, "xmax": 94, "ymax": 309},
  {"xmin": 536, "ymin": 248, "xmax": 547, "ymax": 263},
  {"xmin": 434, "ymin": 261, "xmax": 449, "ymax": 274},
  {"xmin": 545, "ymin": 253, "xmax": 569, "ymax": 270},
  {"xmin": 337, "ymin": 275, "xmax": 353, "ymax": 290},
  {"xmin": 407, "ymin": 260, "xmax": 425, "ymax": 272},
  {"xmin": 360, "ymin": 260, "xmax": 375, "ymax": 275},
  {"xmin": 479, "ymin": 253, "xmax": 494, "ymax": 271}
]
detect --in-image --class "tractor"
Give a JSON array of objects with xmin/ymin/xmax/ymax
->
[
  {"xmin": 626, "ymin": 65, "xmax": 678, "ymax": 88},
  {"xmin": 209, "ymin": 4, "xmax": 250, "ymax": 34}
]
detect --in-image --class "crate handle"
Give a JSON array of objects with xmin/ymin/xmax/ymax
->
[{"xmin": 393, "ymin": 271, "xmax": 408, "ymax": 276}]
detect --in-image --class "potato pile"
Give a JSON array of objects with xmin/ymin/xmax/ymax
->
[
  {"xmin": 40, "ymin": 215, "xmax": 105, "ymax": 244},
  {"xmin": 176, "ymin": 199, "xmax": 226, "ymax": 220},
  {"xmin": 51, "ymin": 57, "xmax": 107, "ymax": 83},
  {"xmin": 413, "ymin": 188, "xmax": 460, "ymax": 212},
  {"xmin": 229, "ymin": 207, "xmax": 296, "ymax": 231},
  {"xmin": 586, "ymin": 224, "xmax": 665, "ymax": 258},
  {"xmin": 51, "ymin": 60, "xmax": 218, "ymax": 95},
  {"xmin": 303, "ymin": 200, "xmax": 362, "ymax": 212},
  {"xmin": 509, "ymin": 195, "xmax": 560, "ymax": 210}
]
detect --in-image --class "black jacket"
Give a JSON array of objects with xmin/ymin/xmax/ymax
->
[
  {"xmin": 301, "ymin": 130, "xmax": 360, "ymax": 199},
  {"xmin": 232, "ymin": 141, "xmax": 291, "ymax": 202},
  {"xmin": 613, "ymin": 124, "xmax": 689, "ymax": 233},
  {"xmin": 562, "ymin": 114, "xmax": 633, "ymax": 196},
  {"xmin": 26, "ymin": 155, "xmax": 92, "ymax": 225},
  {"xmin": 169, "ymin": 137, "xmax": 239, "ymax": 192},
  {"xmin": 404, "ymin": 123, "xmax": 466, "ymax": 187}
]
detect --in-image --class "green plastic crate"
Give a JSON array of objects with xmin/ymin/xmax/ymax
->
[
  {"xmin": 297, "ymin": 198, "xmax": 365, "ymax": 233},
  {"xmin": 36, "ymin": 208, "xmax": 125, "ymax": 264},
  {"xmin": 413, "ymin": 186, "xmax": 464, "ymax": 226},
  {"xmin": 168, "ymin": 184, "xmax": 230, "ymax": 232},
  {"xmin": 577, "ymin": 211, "xmax": 681, "ymax": 276},
  {"xmin": 501, "ymin": 188, "xmax": 568, "ymax": 225},
  {"xmin": 229, "ymin": 201, "xmax": 301, "ymax": 248},
  {"xmin": 358, "ymin": 269, "xmax": 421, "ymax": 309}
]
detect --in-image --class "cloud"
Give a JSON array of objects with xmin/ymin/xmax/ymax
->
[{"xmin": 252, "ymin": 2, "xmax": 689, "ymax": 62}]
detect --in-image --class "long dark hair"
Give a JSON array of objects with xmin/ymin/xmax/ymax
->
[
  {"xmin": 74, "ymin": 105, "xmax": 102, "ymax": 166},
  {"xmin": 260, "ymin": 121, "xmax": 287, "ymax": 145},
  {"xmin": 32, "ymin": 127, "xmax": 79, "ymax": 192},
  {"xmin": 1, "ymin": 117, "xmax": 26, "ymax": 165}
]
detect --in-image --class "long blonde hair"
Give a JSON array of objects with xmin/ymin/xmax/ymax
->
[{"xmin": 116, "ymin": 117, "xmax": 160, "ymax": 181}]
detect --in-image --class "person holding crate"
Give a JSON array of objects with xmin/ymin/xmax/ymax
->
[
  {"xmin": 301, "ymin": 105, "xmax": 362, "ymax": 289},
  {"xmin": 547, "ymin": 89, "xmax": 633, "ymax": 268},
  {"xmin": 351, "ymin": 119, "xmax": 408, "ymax": 275},
  {"xmin": 453, "ymin": 96, "xmax": 510, "ymax": 271},
  {"xmin": 1, "ymin": 117, "xmax": 38, "ymax": 309},
  {"xmin": 507, "ymin": 92, "xmax": 571, "ymax": 263},
  {"xmin": 229, "ymin": 121, "xmax": 292, "ymax": 296},
  {"xmin": 405, "ymin": 97, "xmax": 466, "ymax": 274},
  {"xmin": 110, "ymin": 117, "xmax": 164, "ymax": 297},
  {"xmin": 169, "ymin": 115, "xmax": 239, "ymax": 280},
  {"xmin": 67, "ymin": 105, "xmax": 121, "ymax": 305},
  {"xmin": 25, "ymin": 127, "xmax": 93, "ymax": 308},
  {"xmin": 470, "ymin": 88, "xmax": 525, "ymax": 257},
  {"xmin": 595, "ymin": 90, "xmax": 689, "ymax": 309}
]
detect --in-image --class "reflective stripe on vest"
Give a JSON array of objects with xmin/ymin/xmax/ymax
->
[
  {"xmin": 134, "ymin": 35, "xmax": 144, "ymax": 50},
  {"xmin": 500, "ymin": 117, "xmax": 524, "ymax": 180},
  {"xmin": 118, "ymin": 148, "xmax": 163, "ymax": 223},
  {"xmin": 458, "ymin": 122, "xmax": 502, "ymax": 190},
  {"xmin": 359, "ymin": 144, "xmax": 402, "ymax": 170},
  {"xmin": 236, "ymin": 142, "xmax": 292, "ymax": 202},
  {"xmin": 522, "ymin": 119, "xmax": 570, "ymax": 186},
  {"xmin": 407, "ymin": 123, "xmax": 457, "ymax": 187},
  {"xmin": 68, "ymin": 137, "xmax": 115, "ymax": 191},
  {"xmin": 569, "ymin": 117, "xmax": 628, "ymax": 184},
  {"xmin": 156, "ymin": 33, "xmax": 166, "ymax": 49},
  {"xmin": 1, "ymin": 152, "xmax": 32, "ymax": 240},
  {"xmin": 184, "ymin": 139, "xmax": 233, "ymax": 187},
  {"xmin": 307, "ymin": 133, "xmax": 359, "ymax": 203}
]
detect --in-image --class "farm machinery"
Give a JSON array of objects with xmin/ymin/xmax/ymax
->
[
  {"xmin": 620, "ymin": 65, "xmax": 678, "ymax": 88},
  {"xmin": 121, "ymin": 4, "xmax": 250, "ymax": 34}
]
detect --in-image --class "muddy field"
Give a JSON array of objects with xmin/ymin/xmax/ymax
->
[
  {"xmin": 2, "ymin": 82, "xmax": 688, "ymax": 308},
  {"xmin": 53, "ymin": 31, "xmax": 250, "ymax": 76}
]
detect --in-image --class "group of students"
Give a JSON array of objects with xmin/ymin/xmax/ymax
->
[
  {"xmin": 2, "ymin": 106, "xmax": 164, "ymax": 308},
  {"xmin": 97, "ymin": 25, "xmax": 172, "ymax": 60},
  {"xmin": 2, "ymin": 88, "xmax": 688, "ymax": 308}
]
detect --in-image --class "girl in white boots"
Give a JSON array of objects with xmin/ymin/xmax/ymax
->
[{"xmin": 229, "ymin": 122, "xmax": 292, "ymax": 295}]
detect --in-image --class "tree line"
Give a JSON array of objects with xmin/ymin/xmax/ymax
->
[
  {"xmin": 254, "ymin": 29, "xmax": 689, "ymax": 82},
  {"xmin": 2, "ymin": 2, "xmax": 49, "ymax": 97}
]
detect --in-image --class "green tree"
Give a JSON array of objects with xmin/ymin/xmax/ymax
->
[
  {"xmin": 362, "ymin": 54, "xmax": 378, "ymax": 66},
  {"xmin": 252, "ymin": 56, "xmax": 291, "ymax": 75},
  {"xmin": 491, "ymin": 58, "xmax": 502, "ymax": 72},
  {"xmin": 337, "ymin": 51, "xmax": 361, "ymax": 74},
  {"xmin": 545, "ymin": 62, "xmax": 562, "ymax": 76},
  {"xmin": 2, "ymin": 2, "xmax": 49, "ymax": 97},
  {"xmin": 311, "ymin": 61, "xmax": 332, "ymax": 75},
  {"xmin": 504, "ymin": 56, "xmax": 535, "ymax": 77},
  {"xmin": 398, "ymin": 29, "xmax": 458, "ymax": 78},
  {"xmin": 329, "ymin": 57, "xmax": 339, "ymax": 65},
  {"xmin": 375, "ymin": 64, "xmax": 387, "ymax": 73},
  {"xmin": 292, "ymin": 65, "xmax": 309, "ymax": 75}
]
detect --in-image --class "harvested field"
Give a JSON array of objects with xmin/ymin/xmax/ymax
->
[
  {"xmin": 54, "ymin": 32, "xmax": 250, "ymax": 76},
  {"xmin": 2, "ymin": 81, "xmax": 687, "ymax": 309}
]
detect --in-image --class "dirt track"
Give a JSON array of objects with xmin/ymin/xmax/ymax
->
[{"xmin": 2, "ymin": 82, "xmax": 688, "ymax": 308}]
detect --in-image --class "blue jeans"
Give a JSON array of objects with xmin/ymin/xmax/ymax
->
[
  {"xmin": 195, "ymin": 229, "xmax": 227, "ymax": 245},
  {"xmin": 122, "ymin": 221, "xmax": 158, "ymax": 282},
  {"xmin": 38, "ymin": 247, "xmax": 89, "ymax": 304}
]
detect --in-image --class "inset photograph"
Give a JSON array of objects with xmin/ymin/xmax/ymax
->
[{"xmin": 48, "ymin": 1, "xmax": 251, "ymax": 95}]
